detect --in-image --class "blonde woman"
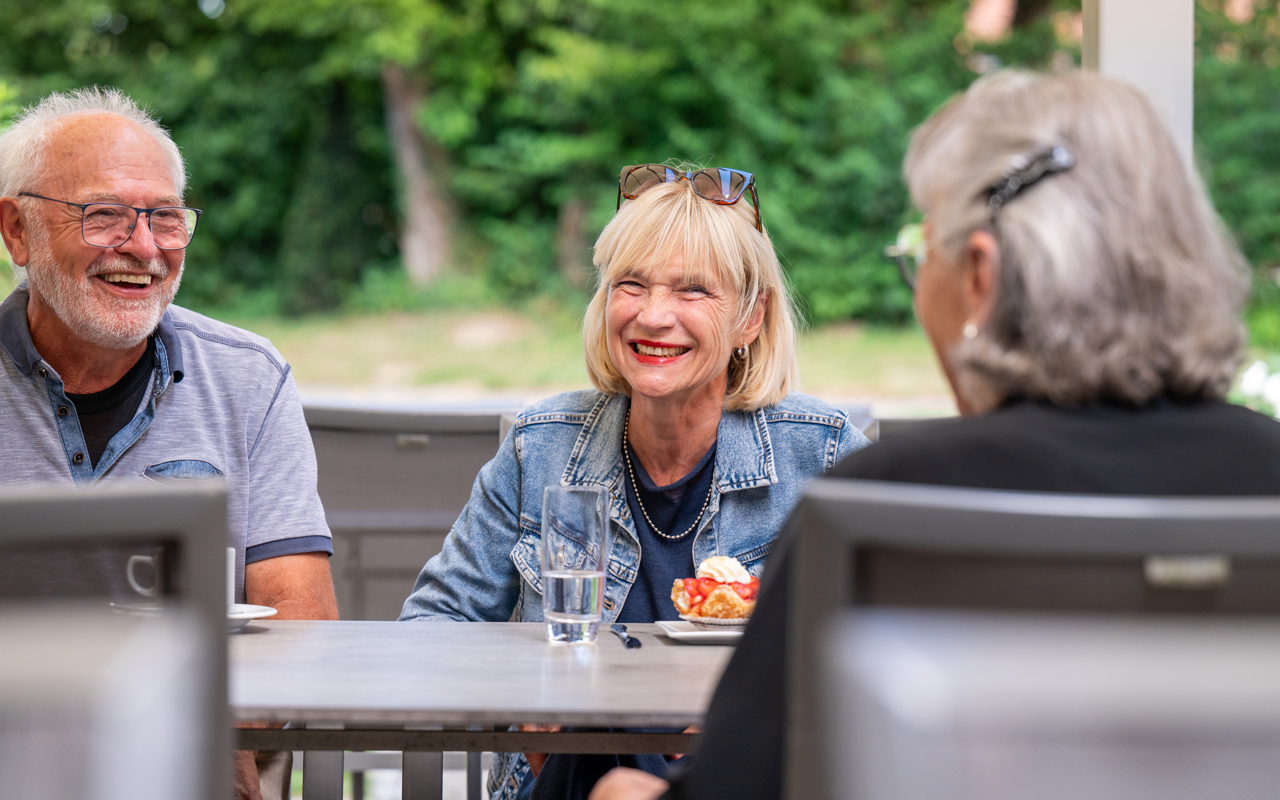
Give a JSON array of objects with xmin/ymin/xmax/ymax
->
[{"xmin": 400, "ymin": 164, "xmax": 870, "ymax": 799}]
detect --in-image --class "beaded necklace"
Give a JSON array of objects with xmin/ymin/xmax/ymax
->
[{"xmin": 622, "ymin": 410, "xmax": 715, "ymax": 542}]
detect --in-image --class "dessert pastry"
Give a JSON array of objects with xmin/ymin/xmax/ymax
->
[{"xmin": 671, "ymin": 556, "xmax": 760, "ymax": 620}]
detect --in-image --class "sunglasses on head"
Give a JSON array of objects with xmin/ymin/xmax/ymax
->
[{"xmin": 616, "ymin": 164, "xmax": 762, "ymax": 232}]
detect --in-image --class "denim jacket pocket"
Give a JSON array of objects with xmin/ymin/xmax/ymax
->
[
  {"xmin": 143, "ymin": 459, "xmax": 225, "ymax": 482},
  {"xmin": 510, "ymin": 529, "xmax": 544, "ymax": 597},
  {"xmin": 732, "ymin": 540, "xmax": 774, "ymax": 577},
  {"xmin": 511, "ymin": 523, "xmax": 602, "ymax": 600}
]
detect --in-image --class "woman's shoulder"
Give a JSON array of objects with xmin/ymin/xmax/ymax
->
[
  {"xmin": 757, "ymin": 392, "xmax": 851, "ymax": 428},
  {"xmin": 517, "ymin": 389, "xmax": 615, "ymax": 427}
]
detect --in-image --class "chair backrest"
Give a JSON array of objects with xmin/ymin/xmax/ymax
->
[
  {"xmin": 0, "ymin": 481, "xmax": 229, "ymax": 800},
  {"xmin": 785, "ymin": 478, "xmax": 1280, "ymax": 800},
  {"xmin": 0, "ymin": 605, "xmax": 216, "ymax": 800},
  {"xmin": 304, "ymin": 404, "xmax": 514, "ymax": 619},
  {"xmin": 825, "ymin": 608, "xmax": 1280, "ymax": 800}
]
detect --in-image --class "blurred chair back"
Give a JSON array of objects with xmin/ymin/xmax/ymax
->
[
  {"xmin": 0, "ymin": 481, "xmax": 229, "ymax": 800},
  {"xmin": 0, "ymin": 606, "xmax": 215, "ymax": 800},
  {"xmin": 826, "ymin": 609, "xmax": 1280, "ymax": 800},
  {"xmin": 304, "ymin": 405, "xmax": 515, "ymax": 619},
  {"xmin": 786, "ymin": 479, "xmax": 1280, "ymax": 800}
]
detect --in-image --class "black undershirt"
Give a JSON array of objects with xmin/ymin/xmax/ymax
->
[
  {"xmin": 617, "ymin": 439, "xmax": 716, "ymax": 623},
  {"xmin": 667, "ymin": 397, "xmax": 1280, "ymax": 800},
  {"xmin": 65, "ymin": 336, "xmax": 155, "ymax": 468}
]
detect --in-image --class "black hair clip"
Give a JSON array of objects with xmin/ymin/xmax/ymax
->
[{"xmin": 987, "ymin": 146, "xmax": 1075, "ymax": 214}]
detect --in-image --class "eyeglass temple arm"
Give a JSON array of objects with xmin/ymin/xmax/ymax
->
[{"xmin": 749, "ymin": 183, "xmax": 761, "ymax": 232}]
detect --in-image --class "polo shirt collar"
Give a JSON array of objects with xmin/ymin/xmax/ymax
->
[
  {"xmin": 156, "ymin": 308, "xmax": 184, "ymax": 383},
  {"xmin": 0, "ymin": 281, "xmax": 185, "ymax": 383},
  {"xmin": 0, "ymin": 283, "xmax": 41, "ymax": 375}
]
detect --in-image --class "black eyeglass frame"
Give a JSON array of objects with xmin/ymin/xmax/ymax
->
[
  {"xmin": 17, "ymin": 191, "xmax": 203, "ymax": 251},
  {"xmin": 616, "ymin": 165, "xmax": 762, "ymax": 232}
]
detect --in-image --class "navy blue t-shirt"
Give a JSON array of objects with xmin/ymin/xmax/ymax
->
[{"xmin": 617, "ymin": 440, "xmax": 717, "ymax": 623}]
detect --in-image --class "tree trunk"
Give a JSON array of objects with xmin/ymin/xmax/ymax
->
[
  {"xmin": 556, "ymin": 195, "xmax": 590, "ymax": 288},
  {"xmin": 382, "ymin": 61, "xmax": 451, "ymax": 286}
]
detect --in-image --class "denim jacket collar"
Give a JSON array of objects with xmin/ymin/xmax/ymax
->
[{"xmin": 560, "ymin": 393, "xmax": 778, "ymax": 493}]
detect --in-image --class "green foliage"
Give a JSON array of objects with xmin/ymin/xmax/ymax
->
[
  {"xmin": 1192, "ymin": 1, "xmax": 1280, "ymax": 348},
  {"xmin": 0, "ymin": 0, "xmax": 398, "ymax": 314},
  {"xmin": 397, "ymin": 0, "xmax": 1080, "ymax": 322},
  {"xmin": 4, "ymin": 0, "xmax": 1280, "ymax": 330}
]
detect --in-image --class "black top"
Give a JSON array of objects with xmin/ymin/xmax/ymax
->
[
  {"xmin": 65, "ymin": 337, "xmax": 155, "ymax": 469},
  {"xmin": 617, "ymin": 441, "xmax": 716, "ymax": 623},
  {"xmin": 665, "ymin": 398, "xmax": 1280, "ymax": 800}
]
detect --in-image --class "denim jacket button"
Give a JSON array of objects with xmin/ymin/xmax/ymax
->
[
  {"xmin": 37, "ymin": 367, "xmax": 48, "ymax": 377},
  {"xmin": 72, "ymin": 451, "xmax": 86, "ymax": 465},
  {"xmin": 57, "ymin": 406, "xmax": 69, "ymax": 417}
]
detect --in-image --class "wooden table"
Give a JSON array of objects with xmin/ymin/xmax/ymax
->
[{"xmin": 230, "ymin": 621, "xmax": 734, "ymax": 800}]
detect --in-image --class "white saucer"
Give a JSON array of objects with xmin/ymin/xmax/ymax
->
[
  {"xmin": 228, "ymin": 603, "xmax": 277, "ymax": 632},
  {"xmin": 658, "ymin": 620, "xmax": 744, "ymax": 644}
]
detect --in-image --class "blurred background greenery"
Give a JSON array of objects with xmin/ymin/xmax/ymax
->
[{"xmin": 0, "ymin": 0, "xmax": 1277, "ymax": 405}]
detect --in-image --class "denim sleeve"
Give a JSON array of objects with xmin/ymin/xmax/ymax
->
[
  {"xmin": 399, "ymin": 424, "xmax": 525, "ymax": 622},
  {"xmin": 830, "ymin": 410, "xmax": 872, "ymax": 472}
]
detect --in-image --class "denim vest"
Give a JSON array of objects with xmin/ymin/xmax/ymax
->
[
  {"xmin": 399, "ymin": 389, "xmax": 868, "ymax": 800},
  {"xmin": 400, "ymin": 389, "xmax": 868, "ymax": 624}
]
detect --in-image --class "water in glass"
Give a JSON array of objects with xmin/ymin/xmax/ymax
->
[{"xmin": 541, "ymin": 485, "xmax": 609, "ymax": 644}]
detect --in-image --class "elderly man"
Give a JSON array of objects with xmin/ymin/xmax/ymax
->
[{"xmin": 0, "ymin": 88, "xmax": 337, "ymax": 799}]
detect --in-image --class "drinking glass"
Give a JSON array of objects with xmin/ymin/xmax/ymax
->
[{"xmin": 541, "ymin": 485, "xmax": 609, "ymax": 644}]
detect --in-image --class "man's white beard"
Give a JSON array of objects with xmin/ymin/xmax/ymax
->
[{"xmin": 25, "ymin": 245, "xmax": 183, "ymax": 351}]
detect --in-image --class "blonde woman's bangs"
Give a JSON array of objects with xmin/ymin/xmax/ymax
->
[{"xmin": 583, "ymin": 177, "xmax": 799, "ymax": 412}]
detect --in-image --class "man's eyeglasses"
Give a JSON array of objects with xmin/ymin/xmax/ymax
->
[
  {"xmin": 617, "ymin": 164, "xmax": 762, "ymax": 232},
  {"xmin": 18, "ymin": 192, "xmax": 202, "ymax": 250},
  {"xmin": 883, "ymin": 146, "xmax": 1075, "ymax": 291}
]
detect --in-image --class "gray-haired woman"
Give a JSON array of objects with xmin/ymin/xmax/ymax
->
[{"xmin": 591, "ymin": 69, "xmax": 1280, "ymax": 800}]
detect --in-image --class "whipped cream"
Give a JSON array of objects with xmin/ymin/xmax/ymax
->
[{"xmin": 696, "ymin": 556, "xmax": 751, "ymax": 584}]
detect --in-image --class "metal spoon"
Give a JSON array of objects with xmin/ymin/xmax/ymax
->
[{"xmin": 610, "ymin": 623, "xmax": 641, "ymax": 649}]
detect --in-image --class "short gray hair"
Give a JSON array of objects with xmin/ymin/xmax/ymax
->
[
  {"xmin": 905, "ymin": 70, "xmax": 1248, "ymax": 410},
  {"xmin": 0, "ymin": 86, "xmax": 186, "ymax": 199}
]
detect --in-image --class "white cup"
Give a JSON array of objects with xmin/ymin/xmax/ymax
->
[{"xmin": 126, "ymin": 553, "xmax": 158, "ymax": 599}]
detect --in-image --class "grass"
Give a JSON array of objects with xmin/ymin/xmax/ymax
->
[
  {"xmin": 0, "ymin": 263, "xmax": 953, "ymax": 414},
  {"xmin": 225, "ymin": 305, "xmax": 953, "ymax": 415}
]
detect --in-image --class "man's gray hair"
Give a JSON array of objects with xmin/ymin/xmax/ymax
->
[
  {"xmin": 905, "ymin": 70, "xmax": 1248, "ymax": 410},
  {"xmin": 0, "ymin": 86, "xmax": 186, "ymax": 199}
]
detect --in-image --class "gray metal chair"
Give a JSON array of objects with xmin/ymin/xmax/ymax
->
[
  {"xmin": 304, "ymin": 405, "xmax": 515, "ymax": 621},
  {"xmin": 786, "ymin": 479, "xmax": 1280, "ymax": 800},
  {"xmin": 0, "ymin": 481, "xmax": 230, "ymax": 800}
]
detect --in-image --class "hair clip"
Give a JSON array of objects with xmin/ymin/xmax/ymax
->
[{"xmin": 987, "ymin": 146, "xmax": 1075, "ymax": 214}]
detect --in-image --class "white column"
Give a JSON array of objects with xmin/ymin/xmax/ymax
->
[{"xmin": 1082, "ymin": 0, "xmax": 1196, "ymax": 164}]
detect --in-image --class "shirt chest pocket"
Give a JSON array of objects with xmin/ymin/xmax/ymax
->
[{"xmin": 143, "ymin": 459, "xmax": 225, "ymax": 482}]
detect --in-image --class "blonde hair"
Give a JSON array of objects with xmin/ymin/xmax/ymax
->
[
  {"xmin": 583, "ymin": 178, "xmax": 799, "ymax": 411},
  {"xmin": 905, "ymin": 70, "xmax": 1248, "ymax": 410}
]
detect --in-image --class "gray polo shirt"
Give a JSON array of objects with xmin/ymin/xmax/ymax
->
[{"xmin": 0, "ymin": 284, "xmax": 331, "ymax": 602}]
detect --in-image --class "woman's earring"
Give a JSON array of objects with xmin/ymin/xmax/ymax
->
[
  {"xmin": 962, "ymin": 322, "xmax": 978, "ymax": 340},
  {"xmin": 737, "ymin": 346, "xmax": 748, "ymax": 359}
]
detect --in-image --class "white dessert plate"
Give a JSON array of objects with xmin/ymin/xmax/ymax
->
[
  {"xmin": 677, "ymin": 614, "xmax": 749, "ymax": 627},
  {"xmin": 658, "ymin": 620, "xmax": 744, "ymax": 644},
  {"xmin": 112, "ymin": 602, "xmax": 277, "ymax": 632},
  {"xmin": 228, "ymin": 603, "xmax": 277, "ymax": 632}
]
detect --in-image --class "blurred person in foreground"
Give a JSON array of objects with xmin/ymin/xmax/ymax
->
[
  {"xmin": 399, "ymin": 164, "xmax": 870, "ymax": 799},
  {"xmin": 591, "ymin": 70, "xmax": 1280, "ymax": 800},
  {"xmin": 0, "ymin": 87, "xmax": 338, "ymax": 800}
]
